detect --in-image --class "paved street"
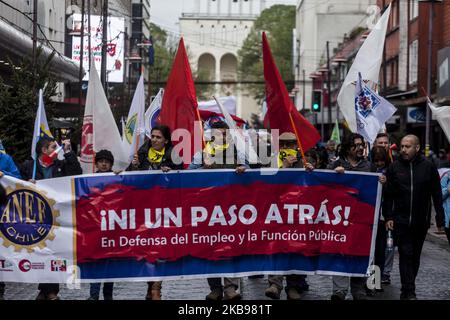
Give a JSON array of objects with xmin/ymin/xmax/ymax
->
[{"xmin": 2, "ymin": 234, "xmax": 449, "ymax": 300}]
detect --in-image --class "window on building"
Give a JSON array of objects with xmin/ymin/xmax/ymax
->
[
  {"xmin": 200, "ymin": 25, "xmax": 205, "ymax": 45},
  {"xmin": 409, "ymin": 40, "xmax": 418, "ymax": 84},
  {"xmin": 388, "ymin": 0, "xmax": 399, "ymax": 30},
  {"xmin": 409, "ymin": 0, "xmax": 419, "ymax": 20},
  {"xmin": 222, "ymin": 25, "xmax": 226, "ymax": 44},
  {"xmin": 385, "ymin": 58, "xmax": 399, "ymax": 88}
]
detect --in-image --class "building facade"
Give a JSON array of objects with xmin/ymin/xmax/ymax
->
[
  {"xmin": 294, "ymin": 0, "xmax": 375, "ymax": 114},
  {"xmin": 377, "ymin": 0, "xmax": 449, "ymax": 151},
  {"xmin": 0, "ymin": 0, "xmax": 80, "ymax": 100},
  {"xmin": 179, "ymin": 0, "xmax": 267, "ymax": 121}
]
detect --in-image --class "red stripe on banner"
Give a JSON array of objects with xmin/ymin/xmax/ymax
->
[{"xmin": 76, "ymin": 182, "xmax": 375, "ymax": 264}]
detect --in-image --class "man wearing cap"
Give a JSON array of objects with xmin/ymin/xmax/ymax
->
[{"xmin": 264, "ymin": 132, "xmax": 312, "ymax": 300}]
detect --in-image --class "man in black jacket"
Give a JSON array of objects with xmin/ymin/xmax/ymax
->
[
  {"xmin": 384, "ymin": 134, "xmax": 445, "ymax": 300},
  {"xmin": 20, "ymin": 137, "xmax": 82, "ymax": 300}
]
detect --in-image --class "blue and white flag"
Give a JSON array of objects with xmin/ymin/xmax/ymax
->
[
  {"xmin": 31, "ymin": 89, "xmax": 54, "ymax": 160},
  {"xmin": 355, "ymin": 72, "xmax": 397, "ymax": 144},
  {"xmin": 144, "ymin": 88, "xmax": 163, "ymax": 138}
]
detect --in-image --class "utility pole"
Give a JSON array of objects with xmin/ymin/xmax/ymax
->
[
  {"xmin": 78, "ymin": 0, "xmax": 85, "ymax": 119},
  {"xmin": 425, "ymin": 0, "xmax": 435, "ymax": 158},
  {"xmin": 320, "ymin": 88, "xmax": 324, "ymax": 140},
  {"xmin": 32, "ymin": 0, "xmax": 37, "ymax": 80},
  {"xmin": 326, "ymin": 41, "xmax": 332, "ymax": 138},
  {"xmin": 101, "ymin": 0, "xmax": 108, "ymax": 91},
  {"xmin": 87, "ymin": 0, "xmax": 91, "ymax": 69},
  {"xmin": 302, "ymin": 69, "xmax": 306, "ymax": 110}
]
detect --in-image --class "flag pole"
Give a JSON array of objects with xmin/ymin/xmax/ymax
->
[
  {"xmin": 32, "ymin": 159, "xmax": 37, "ymax": 180},
  {"xmin": 195, "ymin": 107, "xmax": 206, "ymax": 149},
  {"xmin": 288, "ymin": 111, "xmax": 306, "ymax": 161}
]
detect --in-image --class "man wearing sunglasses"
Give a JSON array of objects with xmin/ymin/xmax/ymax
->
[{"xmin": 328, "ymin": 133, "xmax": 376, "ymax": 300}]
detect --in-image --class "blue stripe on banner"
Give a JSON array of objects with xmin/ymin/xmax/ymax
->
[
  {"xmin": 74, "ymin": 170, "xmax": 379, "ymax": 206},
  {"xmin": 78, "ymin": 254, "xmax": 370, "ymax": 280}
]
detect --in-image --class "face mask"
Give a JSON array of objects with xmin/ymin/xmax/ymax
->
[{"xmin": 41, "ymin": 145, "xmax": 63, "ymax": 167}]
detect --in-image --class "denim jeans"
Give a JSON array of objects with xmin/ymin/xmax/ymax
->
[{"xmin": 90, "ymin": 282, "xmax": 114, "ymax": 298}]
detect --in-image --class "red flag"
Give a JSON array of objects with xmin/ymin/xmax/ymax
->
[
  {"xmin": 159, "ymin": 38, "xmax": 202, "ymax": 165},
  {"xmin": 262, "ymin": 32, "xmax": 320, "ymax": 152}
]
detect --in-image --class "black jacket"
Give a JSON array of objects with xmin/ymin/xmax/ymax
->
[
  {"xmin": 20, "ymin": 151, "xmax": 82, "ymax": 180},
  {"xmin": 383, "ymin": 155, "xmax": 445, "ymax": 228},
  {"xmin": 327, "ymin": 157, "xmax": 376, "ymax": 173},
  {"xmin": 129, "ymin": 140, "xmax": 183, "ymax": 171}
]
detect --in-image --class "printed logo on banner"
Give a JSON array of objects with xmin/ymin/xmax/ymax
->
[
  {"xmin": 18, "ymin": 259, "xmax": 45, "ymax": 272},
  {"xmin": 0, "ymin": 258, "xmax": 13, "ymax": 271},
  {"xmin": 0, "ymin": 185, "xmax": 60, "ymax": 253},
  {"xmin": 51, "ymin": 259, "xmax": 67, "ymax": 272}
]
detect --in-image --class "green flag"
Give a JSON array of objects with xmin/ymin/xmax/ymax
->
[{"xmin": 331, "ymin": 120, "xmax": 341, "ymax": 144}]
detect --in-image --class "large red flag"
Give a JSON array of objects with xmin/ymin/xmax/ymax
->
[
  {"xmin": 262, "ymin": 32, "xmax": 320, "ymax": 152},
  {"xmin": 159, "ymin": 37, "xmax": 202, "ymax": 165}
]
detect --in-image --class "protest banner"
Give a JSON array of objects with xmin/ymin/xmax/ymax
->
[{"xmin": 0, "ymin": 169, "xmax": 381, "ymax": 282}]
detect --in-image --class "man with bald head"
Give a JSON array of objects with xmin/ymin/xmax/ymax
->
[{"xmin": 383, "ymin": 134, "xmax": 445, "ymax": 300}]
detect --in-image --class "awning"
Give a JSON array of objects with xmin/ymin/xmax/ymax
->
[{"xmin": 0, "ymin": 18, "xmax": 82, "ymax": 82}]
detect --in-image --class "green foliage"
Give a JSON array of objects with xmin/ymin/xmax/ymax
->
[
  {"xmin": 148, "ymin": 23, "xmax": 176, "ymax": 97},
  {"xmin": 238, "ymin": 5, "xmax": 296, "ymax": 103},
  {"xmin": 0, "ymin": 48, "xmax": 57, "ymax": 163}
]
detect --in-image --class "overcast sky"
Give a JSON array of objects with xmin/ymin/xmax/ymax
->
[{"xmin": 150, "ymin": 0, "xmax": 298, "ymax": 33}]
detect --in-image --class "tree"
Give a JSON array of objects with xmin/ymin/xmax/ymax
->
[
  {"xmin": 148, "ymin": 23, "xmax": 177, "ymax": 97},
  {"xmin": 0, "ymin": 48, "xmax": 57, "ymax": 163},
  {"xmin": 238, "ymin": 5, "xmax": 296, "ymax": 103}
]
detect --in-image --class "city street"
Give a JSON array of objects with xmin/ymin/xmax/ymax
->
[{"xmin": 2, "ymin": 233, "xmax": 449, "ymax": 301}]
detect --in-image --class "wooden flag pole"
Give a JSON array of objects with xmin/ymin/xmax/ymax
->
[{"xmin": 288, "ymin": 111, "xmax": 306, "ymax": 161}]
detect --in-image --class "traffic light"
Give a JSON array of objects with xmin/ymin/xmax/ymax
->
[{"xmin": 312, "ymin": 90, "xmax": 322, "ymax": 112}]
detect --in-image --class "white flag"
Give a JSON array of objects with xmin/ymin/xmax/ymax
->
[
  {"xmin": 213, "ymin": 96, "xmax": 259, "ymax": 165},
  {"xmin": 144, "ymin": 88, "xmax": 164, "ymax": 138},
  {"xmin": 337, "ymin": 4, "xmax": 391, "ymax": 133},
  {"xmin": 82, "ymin": 61, "xmax": 128, "ymax": 172},
  {"xmin": 198, "ymin": 96, "xmax": 237, "ymax": 115},
  {"xmin": 355, "ymin": 73, "xmax": 397, "ymax": 144},
  {"xmin": 123, "ymin": 74, "xmax": 146, "ymax": 162},
  {"xmin": 428, "ymin": 98, "xmax": 450, "ymax": 143},
  {"xmin": 31, "ymin": 89, "xmax": 54, "ymax": 160}
]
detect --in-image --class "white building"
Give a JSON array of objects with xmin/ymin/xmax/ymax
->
[
  {"xmin": 294, "ymin": 0, "xmax": 375, "ymax": 111},
  {"xmin": 179, "ymin": 0, "xmax": 267, "ymax": 121}
]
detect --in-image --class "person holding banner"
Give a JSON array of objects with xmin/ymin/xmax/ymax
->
[
  {"xmin": 129, "ymin": 125, "xmax": 183, "ymax": 173},
  {"xmin": 0, "ymin": 147, "xmax": 22, "ymax": 299},
  {"xmin": 442, "ymin": 171, "xmax": 450, "ymax": 245},
  {"xmin": 265, "ymin": 132, "xmax": 313, "ymax": 300},
  {"xmin": 127, "ymin": 124, "xmax": 182, "ymax": 300},
  {"xmin": 188, "ymin": 121, "xmax": 247, "ymax": 301},
  {"xmin": 328, "ymin": 133, "xmax": 376, "ymax": 300},
  {"xmin": 87, "ymin": 150, "xmax": 115, "ymax": 300},
  {"xmin": 20, "ymin": 137, "xmax": 82, "ymax": 300},
  {"xmin": 384, "ymin": 135, "xmax": 445, "ymax": 300}
]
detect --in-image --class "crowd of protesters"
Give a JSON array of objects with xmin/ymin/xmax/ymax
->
[{"xmin": 0, "ymin": 121, "xmax": 449, "ymax": 301}]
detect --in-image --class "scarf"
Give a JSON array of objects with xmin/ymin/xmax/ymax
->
[
  {"xmin": 148, "ymin": 147, "xmax": 165, "ymax": 164},
  {"xmin": 278, "ymin": 148, "xmax": 298, "ymax": 168}
]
